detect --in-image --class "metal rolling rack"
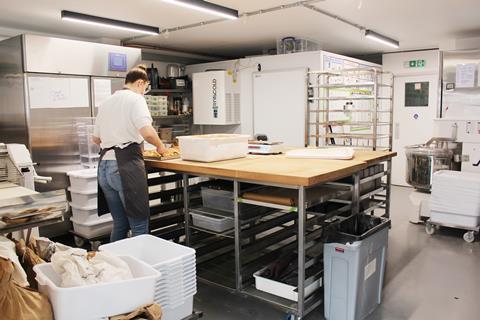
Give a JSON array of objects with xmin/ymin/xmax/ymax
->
[
  {"xmin": 307, "ymin": 68, "xmax": 393, "ymax": 151},
  {"xmin": 179, "ymin": 167, "xmax": 389, "ymax": 319}
]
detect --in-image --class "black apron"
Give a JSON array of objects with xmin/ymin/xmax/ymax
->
[{"xmin": 97, "ymin": 143, "xmax": 150, "ymax": 220}]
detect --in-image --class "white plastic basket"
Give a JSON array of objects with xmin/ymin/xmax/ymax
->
[
  {"xmin": 253, "ymin": 267, "xmax": 322, "ymax": 302},
  {"xmin": 68, "ymin": 187, "xmax": 97, "ymax": 207},
  {"xmin": 69, "ymin": 203, "xmax": 100, "ymax": 223},
  {"xmin": 99, "ymin": 235, "xmax": 195, "ymax": 269},
  {"xmin": 177, "ymin": 134, "xmax": 249, "ymax": 162},
  {"xmin": 71, "ymin": 214, "xmax": 113, "ymax": 239},
  {"xmin": 190, "ymin": 211, "xmax": 233, "ymax": 232},
  {"xmin": 99, "ymin": 235, "xmax": 197, "ymax": 307},
  {"xmin": 162, "ymin": 296, "xmax": 194, "ymax": 320},
  {"xmin": 33, "ymin": 255, "xmax": 160, "ymax": 320},
  {"xmin": 67, "ymin": 169, "xmax": 97, "ymax": 191}
]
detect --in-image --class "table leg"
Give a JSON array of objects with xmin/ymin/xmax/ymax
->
[
  {"xmin": 183, "ymin": 174, "xmax": 191, "ymax": 246},
  {"xmin": 234, "ymin": 180, "xmax": 242, "ymax": 290},
  {"xmin": 297, "ymin": 186, "xmax": 306, "ymax": 319}
]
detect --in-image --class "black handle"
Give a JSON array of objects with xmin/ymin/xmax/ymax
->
[{"xmin": 473, "ymin": 160, "xmax": 480, "ymax": 167}]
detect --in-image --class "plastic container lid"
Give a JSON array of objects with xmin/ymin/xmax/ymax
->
[
  {"xmin": 70, "ymin": 214, "xmax": 112, "ymax": 226},
  {"xmin": 68, "ymin": 187, "xmax": 97, "ymax": 195},
  {"xmin": 69, "ymin": 202, "xmax": 97, "ymax": 210},
  {"xmin": 66, "ymin": 169, "xmax": 97, "ymax": 178}
]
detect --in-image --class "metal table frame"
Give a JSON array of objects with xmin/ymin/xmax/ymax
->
[{"xmin": 176, "ymin": 158, "xmax": 392, "ymax": 319}]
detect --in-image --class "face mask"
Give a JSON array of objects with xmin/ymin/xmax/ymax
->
[{"xmin": 143, "ymin": 81, "xmax": 151, "ymax": 95}]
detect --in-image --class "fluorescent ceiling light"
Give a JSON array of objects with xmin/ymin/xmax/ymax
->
[
  {"xmin": 61, "ymin": 10, "xmax": 159, "ymax": 35},
  {"xmin": 163, "ymin": 0, "xmax": 238, "ymax": 20},
  {"xmin": 365, "ymin": 29, "xmax": 399, "ymax": 48}
]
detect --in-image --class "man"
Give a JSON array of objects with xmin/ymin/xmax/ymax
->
[{"xmin": 92, "ymin": 65, "xmax": 166, "ymax": 242}]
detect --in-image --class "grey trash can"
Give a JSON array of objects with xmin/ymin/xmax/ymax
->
[{"xmin": 323, "ymin": 214, "xmax": 390, "ymax": 320}]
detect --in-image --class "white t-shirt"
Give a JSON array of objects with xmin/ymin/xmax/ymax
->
[{"xmin": 94, "ymin": 89, "xmax": 152, "ymax": 160}]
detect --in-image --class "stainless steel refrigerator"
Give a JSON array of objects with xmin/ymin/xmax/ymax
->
[{"xmin": 0, "ymin": 34, "xmax": 141, "ymax": 236}]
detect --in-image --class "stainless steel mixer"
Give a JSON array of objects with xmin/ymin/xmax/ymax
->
[{"xmin": 405, "ymin": 138, "xmax": 461, "ymax": 191}]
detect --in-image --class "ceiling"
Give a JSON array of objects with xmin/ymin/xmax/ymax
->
[{"xmin": 0, "ymin": 0, "xmax": 479, "ymax": 58}]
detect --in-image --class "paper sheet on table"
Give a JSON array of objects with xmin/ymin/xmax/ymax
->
[
  {"xmin": 286, "ymin": 147, "xmax": 355, "ymax": 160},
  {"xmin": 93, "ymin": 79, "xmax": 113, "ymax": 107}
]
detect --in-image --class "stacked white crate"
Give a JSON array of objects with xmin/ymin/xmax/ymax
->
[
  {"xmin": 430, "ymin": 170, "xmax": 480, "ymax": 228},
  {"xmin": 67, "ymin": 169, "xmax": 113, "ymax": 238},
  {"xmin": 99, "ymin": 235, "xmax": 196, "ymax": 320}
]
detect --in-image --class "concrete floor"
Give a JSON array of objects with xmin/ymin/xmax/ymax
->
[{"xmin": 193, "ymin": 186, "xmax": 480, "ymax": 320}]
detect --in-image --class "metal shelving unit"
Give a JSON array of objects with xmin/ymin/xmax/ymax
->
[
  {"xmin": 146, "ymin": 85, "xmax": 193, "ymax": 140},
  {"xmin": 307, "ymin": 67, "xmax": 394, "ymax": 150},
  {"xmin": 174, "ymin": 161, "xmax": 391, "ymax": 319}
]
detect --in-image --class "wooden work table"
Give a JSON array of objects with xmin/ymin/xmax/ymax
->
[
  {"xmin": 145, "ymin": 150, "xmax": 396, "ymax": 187},
  {"xmin": 144, "ymin": 149, "xmax": 396, "ymax": 319}
]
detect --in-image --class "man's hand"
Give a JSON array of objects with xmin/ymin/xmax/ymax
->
[
  {"xmin": 92, "ymin": 135, "xmax": 101, "ymax": 145},
  {"xmin": 140, "ymin": 125, "xmax": 167, "ymax": 154},
  {"xmin": 156, "ymin": 145, "xmax": 168, "ymax": 155}
]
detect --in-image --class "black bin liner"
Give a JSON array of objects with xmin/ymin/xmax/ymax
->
[{"xmin": 324, "ymin": 214, "xmax": 391, "ymax": 244}]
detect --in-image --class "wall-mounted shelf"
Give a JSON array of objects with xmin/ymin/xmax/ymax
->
[{"xmin": 149, "ymin": 88, "xmax": 189, "ymax": 94}]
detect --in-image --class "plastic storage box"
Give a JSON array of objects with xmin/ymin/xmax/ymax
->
[
  {"xmin": 190, "ymin": 210, "xmax": 233, "ymax": 232},
  {"xmin": 99, "ymin": 235, "xmax": 196, "ymax": 320},
  {"xmin": 178, "ymin": 134, "xmax": 249, "ymax": 162},
  {"xmin": 323, "ymin": 215, "xmax": 390, "ymax": 320},
  {"xmin": 33, "ymin": 255, "xmax": 160, "ymax": 320},
  {"xmin": 71, "ymin": 214, "xmax": 113, "ymax": 238},
  {"xmin": 253, "ymin": 268, "xmax": 322, "ymax": 301},
  {"xmin": 68, "ymin": 187, "xmax": 97, "ymax": 207},
  {"xmin": 69, "ymin": 203, "xmax": 101, "ymax": 223},
  {"xmin": 76, "ymin": 120, "xmax": 100, "ymax": 168},
  {"xmin": 430, "ymin": 170, "xmax": 480, "ymax": 228},
  {"xmin": 67, "ymin": 169, "xmax": 97, "ymax": 191},
  {"xmin": 201, "ymin": 187, "xmax": 269, "ymax": 219}
]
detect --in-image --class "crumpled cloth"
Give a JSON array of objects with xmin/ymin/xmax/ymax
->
[
  {"xmin": 29, "ymin": 237, "xmax": 71, "ymax": 262},
  {"xmin": 51, "ymin": 248, "xmax": 133, "ymax": 288},
  {"xmin": 0, "ymin": 236, "xmax": 28, "ymax": 287},
  {"xmin": 109, "ymin": 303, "xmax": 163, "ymax": 320}
]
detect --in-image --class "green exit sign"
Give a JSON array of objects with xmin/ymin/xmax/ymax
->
[{"xmin": 405, "ymin": 59, "xmax": 426, "ymax": 68}]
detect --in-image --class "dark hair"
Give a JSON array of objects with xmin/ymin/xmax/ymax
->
[{"xmin": 125, "ymin": 66, "xmax": 149, "ymax": 84}]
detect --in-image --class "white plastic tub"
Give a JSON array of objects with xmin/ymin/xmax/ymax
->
[
  {"xmin": 190, "ymin": 211, "xmax": 233, "ymax": 232},
  {"xmin": 71, "ymin": 214, "xmax": 113, "ymax": 238},
  {"xmin": 99, "ymin": 235, "xmax": 197, "ymax": 307},
  {"xmin": 69, "ymin": 203, "xmax": 100, "ymax": 223},
  {"xmin": 253, "ymin": 267, "xmax": 322, "ymax": 302},
  {"xmin": 99, "ymin": 235, "xmax": 196, "ymax": 267},
  {"xmin": 177, "ymin": 134, "xmax": 249, "ymax": 162},
  {"xmin": 431, "ymin": 210, "xmax": 480, "ymax": 228},
  {"xmin": 33, "ymin": 255, "xmax": 160, "ymax": 320},
  {"xmin": 67, "ymin": 169, "xmax": 97, "ymax": 191},
  {"xmin": 68, "ymin": 187, "xmax": 97, "ymax": 207},
  {"xmin": 161, "ymin": 296, "xmax": 194, "ymax": 320}
]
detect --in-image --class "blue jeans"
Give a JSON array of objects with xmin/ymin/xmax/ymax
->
[{"xmin": 98, "ymin": 160, "xmax": 149, "ymax": 242}]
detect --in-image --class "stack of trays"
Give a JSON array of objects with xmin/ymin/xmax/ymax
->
[
  {"xmin": 100, "ymin": 235, "xmax": 196, "ymax": 320},
  {"xmin": 430, "ymin": 170, "xmax": 480, "ymax": 228},
  {"xmin": 67, "ymin": 169, "xmax": 113, "ymax": 238}
]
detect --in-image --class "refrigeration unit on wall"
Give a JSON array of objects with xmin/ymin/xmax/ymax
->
[{"xmin": 192, "ymin": 70, "xmax": 240, "ymax": 125}]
